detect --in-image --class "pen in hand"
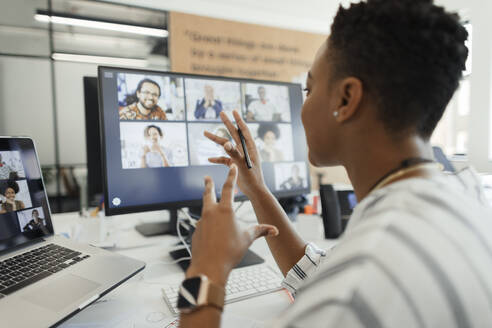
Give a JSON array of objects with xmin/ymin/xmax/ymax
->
[{"xmin": 237, "ymin": 128, "xmax": 252, "ymax": 169}]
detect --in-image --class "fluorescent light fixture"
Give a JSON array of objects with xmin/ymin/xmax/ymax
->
[
  {"xmin": 35, "ymin": 13, "xmax": 168, "ymax": 38},
  {"xmin": 52, "ymin": 53, "xmax": 147, "ymax": 67}
]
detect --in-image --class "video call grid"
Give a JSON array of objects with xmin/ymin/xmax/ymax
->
[
  {"xmin": 0, "ymin": 150, "xmax": 48, "ymax": 235},
  {"xmin": 116, "ymin": 74, "xmax": 299, "ymax": 173}
]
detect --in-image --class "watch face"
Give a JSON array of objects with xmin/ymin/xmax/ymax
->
[{"xmin": 178, "ymin": 276, "xmax": 202, "ymax": 310}]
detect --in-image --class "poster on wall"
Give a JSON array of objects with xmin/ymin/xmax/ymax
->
[{"xmin": 169, "ymin": 11, "xmax": 327, "ymax": 83}]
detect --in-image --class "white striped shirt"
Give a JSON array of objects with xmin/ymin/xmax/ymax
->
[{"xmin": 273, "ymin": 167, "xmax": 492, "ymax": 328}]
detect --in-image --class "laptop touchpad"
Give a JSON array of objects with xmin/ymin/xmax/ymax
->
[{"xmin": 23, "ymin": 274, "xmax": 101, "ymax": 312}]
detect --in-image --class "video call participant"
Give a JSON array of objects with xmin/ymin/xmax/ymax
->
[
  {"xmin": 279, "ymin": 164, "xmax": 304, "ymax": 190},
  {"xmin": 210, "ymin": 127, "xmax": 232, "ymax": 157},
  {"xmin": 0, "ymin": 180, "xmax": 25, "ymax": 213},
  {"xmin": 246, "ymin": 86, "xmax": 281, "ymax": 122},
  {"xmin": 257, "ymin": 123, "xmax": 284, "ymax": 162},
  {"xmin": 194, "ymin": 85, "xmax": 223, "ymax": 119},
  {"xmin": 22, "ymin": 209, "xmax": 45, "ymax": 231},
  {"xmin": 119, "ymin": 78, "xmax": 168, "ymax": 120},
  {"xmin": 140, "ymin": 125, "xmax": 173, "ymax": 168},
  {"xmin": 0, "ymin": 153, "xmax": 18, "ymax": 180},
  {"xmin": 207, "ymin": 127, "xmax": 232, "ymax": 156},
  {"xmin": 191, "ymin": 127, "xmax": 232, "ymax": 165},
  {"xmin": 183, "ymin": 1, "xmax": 492, "ymax": 327}
]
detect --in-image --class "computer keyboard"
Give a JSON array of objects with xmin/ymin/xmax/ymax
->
[
  {"xmin": 162, "ymin": 264, "xmax": 284, "ymax": 315},
  {"xmin": 0, "ymin": 243, "xmax": 90, "ymax": 296}
]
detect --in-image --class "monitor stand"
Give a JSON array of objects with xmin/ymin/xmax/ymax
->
[
  {"xmin": 166, "ymin": 205, "xmax": 264, "ymax": 271},
  {"xmin": 169, "ymin": 246, "xmax": 264, "ymax": 272},
  {"xmin": 135, "ymin": 206, "xmax": 265, "ymax": 270},
  {"xmin": 135, "ymin": 209, "xmax": 180, "ymax": 237}
]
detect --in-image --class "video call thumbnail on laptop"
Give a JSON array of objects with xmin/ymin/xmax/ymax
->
[
  {"xmin": 0, "ymin": 138, "xmax": 53, "ymax": 248},
  {"xmin": 0, "ymin": 137, "xmax": 145, "ymax": 328}
]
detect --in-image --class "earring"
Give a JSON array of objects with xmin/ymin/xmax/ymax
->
[{"xmin": 333, "ymin": 111, "xmax": 339, "ymax": 117}]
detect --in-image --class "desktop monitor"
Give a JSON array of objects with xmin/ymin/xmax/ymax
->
[
  {"xmin": 83, "ymin": 76, "xmax": 104, "ymax": 206},
  {"xmin": 97, "ymin": 66, "xmax": 310, "ymax": 236}
]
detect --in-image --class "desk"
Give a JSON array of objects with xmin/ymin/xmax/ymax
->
[{"xmin": 53, "ymin": 203, "xmax": 336, "ymax": 327}]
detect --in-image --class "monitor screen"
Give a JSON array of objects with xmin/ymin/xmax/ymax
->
[
  {"xmin": 0, "ymin": 137, "xmax": 54, "ymax": 253},
  {"xmin": 98, "ymin": 67, "xmax": 310, "ymax": 215}
]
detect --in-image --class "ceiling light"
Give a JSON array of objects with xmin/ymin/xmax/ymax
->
[
  {"xmin": 35, "ymin": 12, "xmax": 168, "ymax": 38},
  {"xmin": 52, "ymin": 53, "xmax": 147, "ymax": 67}
]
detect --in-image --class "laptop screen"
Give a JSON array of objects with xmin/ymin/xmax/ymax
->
[{"xmin": 0, "ymin": 137, "xmax": 54, "ymax": 254}]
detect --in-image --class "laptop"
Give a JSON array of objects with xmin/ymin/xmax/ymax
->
[{"xmin": 0, "ymin": 137, "xmax": 145, "ymax": 327}]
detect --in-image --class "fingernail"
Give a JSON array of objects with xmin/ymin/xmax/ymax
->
[
  {"xmin": 224, "ymin": 142, "xmax": 232, "ymax": 151},
  {"xmin": 230, "ymin": 163, "xmax": 237, "ymax": 170}
]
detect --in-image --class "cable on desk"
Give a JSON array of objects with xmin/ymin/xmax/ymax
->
[
  {"xmin": 177, "ymin": 209, "xmax": 193, "ymax": 257},
  {"xmin": 234, "ymin": 201, "xmax": 245, "ymax": 213},
  {"xmin": 235, "ymin": 201, "xmax": 258, "ymax": 224},
  {"xmin": 141, "ymin": 256, "xmax": 192, "ymax": 285}
]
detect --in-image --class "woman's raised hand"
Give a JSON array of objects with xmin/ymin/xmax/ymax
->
[{"xmin": 204, "ymin": 110, "xmax": 267, "ymax": 197}]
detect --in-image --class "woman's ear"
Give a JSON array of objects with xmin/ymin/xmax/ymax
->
[{"xmin": 334, "ymin": 77, "xmax": 363, "ymax": 123}]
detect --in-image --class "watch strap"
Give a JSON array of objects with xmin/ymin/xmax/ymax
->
[
  {"xmin": 206, "ymin": 280, "xmax": 225, "ymax": 311},
  {"xmin": 178, "ymin": 275, "xmax": 225, "ymax": 313}
]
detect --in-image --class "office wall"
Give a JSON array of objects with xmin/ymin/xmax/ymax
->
[
  {"xmin": 54, "ymin": 61, "xmax": 97, "ymax": 165},
  {"xmin": 169, "ymin": 11, "xmax": 326, "ymax": 82},
  {"xmin": 108, "ymin": 0, "xmax": 346, "ymax": 34},
  {"xmin": 0, "ymin": 56, "xmax": 56, "ymax": 165},
  {"xmin": 0, "ymin": 59, "xmax": 99, "ymax": 166}
]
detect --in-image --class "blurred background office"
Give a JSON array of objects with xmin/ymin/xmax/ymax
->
[{"xmin": 0, "ymin": 0, "xmax": 490, "ymax": 213}]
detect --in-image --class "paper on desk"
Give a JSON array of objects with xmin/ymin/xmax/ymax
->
[
  {"xmin": 60, "ymin": 296, "xmax": 175, "ymax": 328},
  {"xmin": 63, "ymin": 301, "xmax": 264, "ymax": 328},
  {"xmin": 161, "ymin": 313, "xmax": 265, "ymax": 328},
  {"xmin": 58, "ymin": 278, "xmax": 264, "ymax": 328},
  {"xmin": 59, "ymin": 277, "xmax": 172, "ymax": 328},
  {"xmin": 59, "ymin": 297, "xmax": 135, "ymax": 328}
]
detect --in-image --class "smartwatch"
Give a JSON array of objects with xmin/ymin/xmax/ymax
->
[{"xmin": 177, "ymin": 275, "xmax": 225, "ymax": 313}]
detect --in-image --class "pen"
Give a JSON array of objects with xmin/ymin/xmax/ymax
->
[{"xmin": 237, "ymin": 128, "xmax": 252, "ymax": 169}]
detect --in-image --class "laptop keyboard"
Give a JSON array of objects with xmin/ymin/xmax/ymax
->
[{"xmin": 0, "ymin": 243, "xmax": 90, "ymax": 296}]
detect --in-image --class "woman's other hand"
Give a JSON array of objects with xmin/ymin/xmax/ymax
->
[{"xmin": 204, "ymin": 110, "xmax": 267, "ymax": 198}]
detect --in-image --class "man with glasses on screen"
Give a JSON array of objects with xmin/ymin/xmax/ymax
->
[{"xmin": 119, "ymin": 78, "xmax": 168, "ymax": 121}]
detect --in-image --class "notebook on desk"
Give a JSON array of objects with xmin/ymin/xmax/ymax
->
[{"xmin": 0, "ymin": 136, "xmax": 145, "ymax": 328}]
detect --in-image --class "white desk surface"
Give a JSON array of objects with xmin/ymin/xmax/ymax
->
[{"xmin": 53, "ymin": 203, "xmax": 337, "ymax": 328}]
